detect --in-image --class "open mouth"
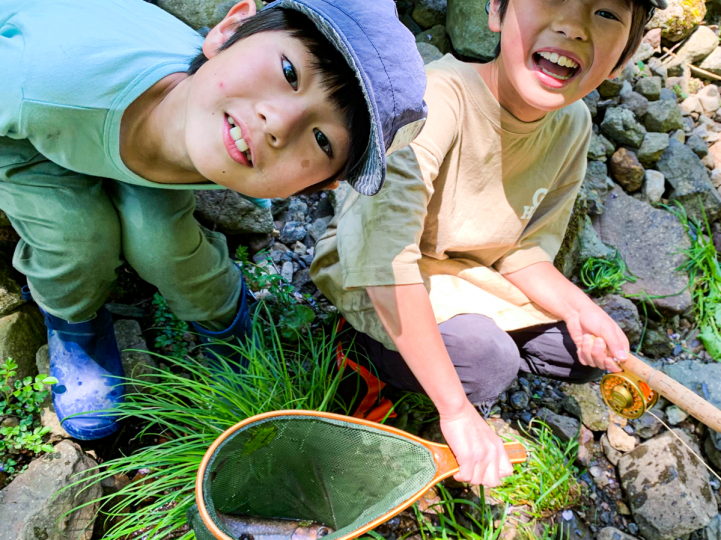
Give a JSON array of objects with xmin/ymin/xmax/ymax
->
[
  {"xmin": 533, "ymin": 51, "xmax": 580, "ymax": 83},
  {"xmin": 224, "ymin": 114, "xmax": 253, "ymax": 166}
]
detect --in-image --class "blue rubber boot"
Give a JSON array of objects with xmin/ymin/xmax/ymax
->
[
  {"xmin": 191, "ymin": 275, "xmax": 253, "ymax": 369},
  {"xmin": 40, "ymin": 304, "xmax": 125, "ymax": 440}
]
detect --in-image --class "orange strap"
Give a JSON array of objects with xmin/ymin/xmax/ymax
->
[{"xmin": 335, "ymin": 318, "xmax": 396, "ymax": 423}]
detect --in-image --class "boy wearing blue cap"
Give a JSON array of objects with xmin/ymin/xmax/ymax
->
[
  {"xmin": 312, "ymin": 0, "xmax": 666, "ymax": 486},
  {"xmin": 0, "ymin": 0, "xmax": 427, "ymax": 440}
]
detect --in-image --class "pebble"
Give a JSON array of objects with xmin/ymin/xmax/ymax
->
[
  {"xmin": 665, "ymin": 405, "xmax": 689, "ymax": 425},
  {"xmin": 510, "ymin": 390, "xmax": 529, "ymax": 410},
  {"xmin": 281, "ymin": 261, "xmax": 294, "ymax": 282}
]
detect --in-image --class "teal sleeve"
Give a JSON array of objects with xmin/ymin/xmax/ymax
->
[
  {"xmin": 0, "ymin": 14, "xmax": 24, "ymax": 138},
  {"xmin": 242, "ymin": 196, "xmax": 272, "ymax": 209}
]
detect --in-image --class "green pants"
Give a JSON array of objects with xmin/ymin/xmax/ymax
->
[{"xmin": 0, "ymin": 138, "xmax": 241, "ymax": 326}]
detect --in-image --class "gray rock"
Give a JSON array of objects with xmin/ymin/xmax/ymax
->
[
  {"xmin": 411, "ymin": 0, "xmax": 446, "ymax": 28},
  {"xmin": 656, "ymin": 139, "xmax": 721, "ymax": 223},
  {"xmin": 446, "ymin": 0, "xmax": 498, "ymax": 60},
  {"xmin": 270, "ymin": 198, "xmax": 292, "ymax": 218},
  {"xmin": 510, "ymin": 390, "xmax": 529, "ymax": 410},
  {"xmin": 416, "ymin": 42, "xmax": 444, "ymax": 65},
  {"xmin": 645, "ymin": 0, "xmax": 706, "ymax": 42},
  {"xmin": 620, "ymin": 91, "xmax": 649, "ymax": 119},
  {"xmin": 595, "ymin": 185, "xmax": 692, "ymax": 314},
  {"xmin": 536, "ymin": 407, "xmax": 580, "ymax": 442},
  {"xmin": 687, "ymin": 133, "xmax": 710, "ymax": 158},
  {"xmin": 594, "ymin": 295, "xmax": 642, "ymax": 345},
  {"xmin": 583, "ymin": 89, "xmax": 600, "ymax": 118},
  {"xmin": 597, "ymin": 527, "xmax": 639, "ymax": 540},
  {"xmin": 642, "ymin": 326, "xmax": 675, "ymax": 358},
  {"xmin": 665, "ymin": 404, "xmax": 689, "ymax": 425},
  {"xmin": 598, "ymin": 78, "xmax": 624, "ymax": 98},
  {"xmin": 633, "ymin": 42, "xmax": 656, "ymax": 65},
  {"xmin": 0, "ymin": 440, "xmax": 102, "ymax": 540},
  {"xmin": 0, "ymin": 259, "xmax": 23, "ymax": 317},
  {"xmin": 600, "ymin": 434, "xmax": 623, "ymax": 466},
  {"xmin": 286, "ymin": 198, "xmax": 308, "ymax": 222},
  {"xmin": 700, "ymin": 514, "xmax": 721, "ymax": 540},
  {"xmin": 671, "ymin": 128, "xmax": 686, "ymax": 143},
  {"xmin": 630, "ymin": 408, "xmax": 665, "ymax": 439},
  {"xmin": 194, "ymin": 191, "xmax": 273, "ymax": 234},
  {"xmin": 579, "ymin": 215, "xmax": 612, "ymax": 262},
  {"xmin": 618, "ymin": 429, "xmax": 717, "ymax": 540},
  {"xmin": 588, "ymin": 132, "xmax": 610, "ymax": 161},
  {"xmin": 645, "ymin": 99, "xmax": 684, "ymax": 132},
  {"xmin": 661, "ymin": 87, "xmax": 680, "ymax": 102},
  {"xmin": 35, "ymin": 345, "xmax": 70, "ymax": 439},
  {"xmin": 600, "ymin": 107, "xmax": 647, "ymax": 148},
  {"xmin": 637, "ymin": 132, "xmax": 670, "ymax": 167},
  {"xmin": 580, "ymin": 161, "xmax": 615, "ymax": 215},
  {"xmin": 675, "ymin": 26, "xmax": 718, "ymax": 65},
  {"xmin": 561, "ymin": 383, "xmax": 609, "ymax": 431},
  {"xmin": 704, "ymin": 436, "xmax": 721, "ymax": 470},
  {"xmin": 279, "ymin": 221, "xmax": 307, "ymax": 244},
  {"xmin": 156, "ymin": 0, "xmax": 242, "ymax": 29},
  {"xmin": 415, "ymin": 24, "xmax": 451, "ymax": 55},
  {"xmin": 662, "ymin": 361, "xmax": 721, "ymax": 449},
  {"xmin": 609, "ymin": 148, "xmax": 645, "ymax": 192},
  {"xmin": 635, "ymin": 76, "xmax": 663, "ymax": 101},
  {"xmin": 699, "ymin": 48, "xmax": 721, "ymax": 77},
  {"xmin": 0, "ymin": 305, "xmax": 46, "ymax": 388},
  {"xmin": 308, "ymin": 217, "xmax": 330, "ymax": 242},
  {"xmin": 643, "ymin": 169, "xmax": 666, "ymax": 203},
  {"xmin": 114, "ymin": 319, "xmax": 158, "ymax": 395},
  {"xmin": 292, "ymin": 268, "xmax": 312, "ymax": 290}
]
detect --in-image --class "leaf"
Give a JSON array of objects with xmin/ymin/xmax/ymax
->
[
  {"xmin": 699, "ymin": 324, "xmax": 721, "ymax": 359},
  {"xmin": 241, "ymin": 424, "xmax": 278, "ymax": 456}
]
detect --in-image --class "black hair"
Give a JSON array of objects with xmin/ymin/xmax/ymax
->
[
  {"xmin": 189, "ymin": 8, "xmax": 370, "ymax": 193},
  {"xmin": 491, "ymin": 0, "xmax": 651, "ymax": 73}
]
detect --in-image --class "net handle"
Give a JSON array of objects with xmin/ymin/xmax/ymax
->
[{"xmin": 195, "ymin": 410, "xmax": 527, "ymax": 540}]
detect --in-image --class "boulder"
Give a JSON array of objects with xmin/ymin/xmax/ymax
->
[
  {"xmin": 279, "ymin": 221, "xmax": 307, "ymax": 244},
  {"xmin": 635, "ymin": 76, "xmax": 662, "ymax": 101},
  {"xmin": 588, "ymin": 132, "xmax": 610, "ymax": 161},
  {"xmin": 411, "ymin": 0, "xmax": 447, "ymax": 28},
  {"xmin": 583, "ymin": 89, "xmax": 600, "ymax": 118},
  {"xmin": 0, "ymin": 259, "xmax": 23, "ymax": 318},
  {"xmin": 656, "ymin": 139, "xmax": 721, "ymax": 223},
  {"xmin": 645, "ymin": 0, "xmax": 706, "ymax": 42},
  {"xmin": 617, "ymin": 429, "xmax": 717, "ymax": 540},
  {"xmin": 596, "ymin": 527, "xmax": 639, "ymax": 540},
  {"xmin": 0, "ymin": 440, "xmax": 102, "ymax": 540},
  {"xmin": 598, "ymin": 78, "xmax": 624, "ymax": 98},
  {"xmin": 633, "ymin": 41, "xmax": 655, "ymax": 64},
  {"xmin": 446, "ymin": 0, "xmax": 498, "ymax": 60},
  {"xmin": 0, "ymin": 305, "xmax": 46, "ymax": 388},
  {"xmin": 595, "ymin": 185, "xmax": 692, "ymax": 314},
  {"xmin": 579, "ymin": 215, "xmax": 613, "ymax": 262},
  {"xmin": 308, "ymin": 217, "xmax": 331, "ymax": 242},
  {"xmin": 194, "ymin": 191, "xmax": 274, "ymax": 234},
  {"xmin": 672, "ymin": 26, "xmax": 719, "ymax": 65},
  {"xmin": 416, "ymin": 42, "xmax": 444, "ymax": 65},
  {"xmin": 535, "ymin": 408, "xmax": 579, "ymax": 442},
  {"xmin": 609, "ymin": 148, "xmax": 645, "ymax": 192},
  {"xmin": 642, "ymin": 326, "xmax": 674, "ymax": 357},
  {"xmin": 700, "ymin": 48, "xmax": 721, "ymax": 77},
  {"xmin": 619, "ymin": 91, "xmax": 649, "ymax": 119},
  {"xmin": 645, "ymin": 99, "xmax": 684, "ymax": 132},
  {"xmin": 687, "ymin": 133, "xmax": 710, "ymax": 158},
  {"xmin": 637, "ymin": 131, "xmax": 670, "ymax": 167},
  {"xmin": 600, "ymin": 107, "xmax": 646, "ymax": 148},
  {"xmin": 580, "ymin": 161, "xmax": 615, "ymax": 215},
  {"xmin": 697, "ymin": 84, "xmax": 721, "ymax": 116},
  {"xmin": 701, "ymin": 514, "xmax": 721, "ymax": 540},
  {"xmin": 156, "ymin": 0, "xmax": 241, "ymax": 29},
  {"xmin": 593, "ymin": 295, "xmax": 642, "ymax": 345},
  {"xmin": 561, "ymin": 383, "xmax": 609, "ymax": 431},
  {"xmin": 415, "ymin": 24, "xmax": 451, "ymax": 54},
  {"xmin": 663, "ymin": 361, "xmax": 721, "ymax": 450},
  {"xmin": 642, "ymin": 169, "xmax": 666, "ymax": 203},
  {"xmin": 665, "ymin": 404, "xmax": 689, "ymax": 425},
  {"xmin": 114, "ymin": 319, "xmax": 158, "ymax": 395}
]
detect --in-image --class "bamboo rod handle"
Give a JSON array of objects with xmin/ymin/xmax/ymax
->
[
  {"xmin": 430, "ymin": 441, "xmax": 528, "ymax": 478},
  {"xmin": 622, "ymin": 354, "xmax": 721, "ymax": 433}
]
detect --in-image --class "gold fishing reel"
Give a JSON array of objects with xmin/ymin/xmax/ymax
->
[{"xmin": 600, "ymin": 371, "xmax": 660, "ymax": 419}]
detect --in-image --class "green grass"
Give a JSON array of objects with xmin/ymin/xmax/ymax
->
[
  {"xmin": 63, "ymin": 311, "xmax": 349, "ymax": 540},
  {"xmin": 580, "ymin": 251, "xmax": 636, "ymax": 297}
]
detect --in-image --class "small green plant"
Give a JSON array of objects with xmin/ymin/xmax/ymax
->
[
  {"xmin": 580, "ymin": 251, "xmax": 636, "ymax": 297},
  {"xmin": 0, "ymin": 358, "xmax": 57, "ymax": 459},
  {"xmin": 152, "ymin": 293, "xmax": 190, "ymax": 357},
  {"xmin": 236, "ymin": 246, "xmax": 316, "ymax": 340},
  {"xmin": 492, "ymin": 421, "xmax": 581, "ymax": 518},
  {"xmin": 672, "ymin": 83, "xmax": 688, "ymax": 100}
]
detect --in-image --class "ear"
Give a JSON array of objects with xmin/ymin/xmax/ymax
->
[
  {"xmin": 324, "ymin": 180, "xmax": 341, "ymax": 191},
  {"xmin": 487, "ymin": 0, "xmax": 502, "ymax": 33},
  {"xmin": 202, "ymin": 0, "xmax": 257, "ymax": 59}
]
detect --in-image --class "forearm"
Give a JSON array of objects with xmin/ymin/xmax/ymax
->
[
  {"xmin": 367, "ymin": 283, "xmax": 467, "ymax": 416},
  {"xmin": 503, "ymin": 261, "xmax": 595, "ymax": 321}
]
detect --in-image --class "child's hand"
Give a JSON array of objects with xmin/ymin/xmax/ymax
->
[
  {"xmin": 440, "ymin": 399, "xmax": 514, "ymax": 486},
  {"xmin": 565, "ymin": 304, "xmax": 628, "ymax": 373}
]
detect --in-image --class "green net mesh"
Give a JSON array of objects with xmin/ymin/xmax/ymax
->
[{"xmin": 188, "ymin": 415, "xmax": 437, "ymax": 540}]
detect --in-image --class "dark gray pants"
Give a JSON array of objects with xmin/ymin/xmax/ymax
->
[{"xmin": 344, "ymin": 314, "xmax": 603, "ymax": 404}]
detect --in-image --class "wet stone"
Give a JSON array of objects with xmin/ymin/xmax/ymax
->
[{"xmin": 509, "ymin": 390, "xmax": 529, "ymax": 410}]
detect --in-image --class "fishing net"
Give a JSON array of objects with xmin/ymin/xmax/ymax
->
[{"xmin": 188, "ymin": 412, "xmax": 440, "ymax": 540}]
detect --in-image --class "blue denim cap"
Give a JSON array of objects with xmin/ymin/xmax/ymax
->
[{"xmin": 263, "ymin": 0, "xmax": 428, "ymax": 196}]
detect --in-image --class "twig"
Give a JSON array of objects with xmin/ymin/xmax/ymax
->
[
  {"xmin": 659, "ymin": 40, "xmax": 684, "ymax": 62},
  {"xmin": 662, "ymin": 47, "xmax": 721, "ymax": 83}
]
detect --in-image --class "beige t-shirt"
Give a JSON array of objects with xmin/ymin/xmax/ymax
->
[{"xmin": 311, "ymin": 55, "xmax": 592, "ymax": 351}]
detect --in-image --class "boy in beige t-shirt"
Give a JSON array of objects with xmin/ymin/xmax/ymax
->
[{"xmin": 311, "ymin": 0, "xmax": 665, "ymax": 486}]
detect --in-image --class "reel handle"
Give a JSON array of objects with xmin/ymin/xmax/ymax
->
[{"xmin": 622, "ymin": 354, "xmax": 721, "ymax": 433}]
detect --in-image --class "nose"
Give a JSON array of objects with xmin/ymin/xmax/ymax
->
[
  {"xmin": 256, "ymin": 97, "xmax": 307, "ymax": 149},
  {"xmin": 550, "ymin": 3, "xmax": 589, "ymax": 41}
]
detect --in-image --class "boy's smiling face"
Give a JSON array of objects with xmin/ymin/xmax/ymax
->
[
  {"xmin": 184, "ymin": 1, "xmax": 349, "ymax": 198},
  {"xmin": 487, "ymin": 0, "xmax": 633, "ymax": 120}
]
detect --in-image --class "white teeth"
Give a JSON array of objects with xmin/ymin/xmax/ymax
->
[
  {"xmin": 230, "ymin": 126, "xmax": 242, "ymax": 140},
  {"xmin": 227, "ymin": 116, "xmax": 235, "ymax": 126},
  {"xmin": 550, "ymin": 52, "xmax": 559, "ymax": 63},
  {"xmin": 235, "ymin": 138, "xmax": 249, "ymax": 152},
  {"xmin": 538, "ymin": 51, "xmax": 579, "ymax": 69}
]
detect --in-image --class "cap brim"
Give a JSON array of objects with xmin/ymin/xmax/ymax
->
[{"xmin": 264, "ymin": 0, "xmax": 386, "ymax": 196}]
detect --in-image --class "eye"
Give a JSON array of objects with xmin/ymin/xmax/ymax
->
[
  {"xmin": 596, "ymin": 9, "xmax": 620, "ymax": 21},
  {"xmin": 282, "ymin": 57, "xmax": 298, "ymax": 90},
  {"xmin": 314, "ymin": 128, "xmax": 333, "ymax": 157}
]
